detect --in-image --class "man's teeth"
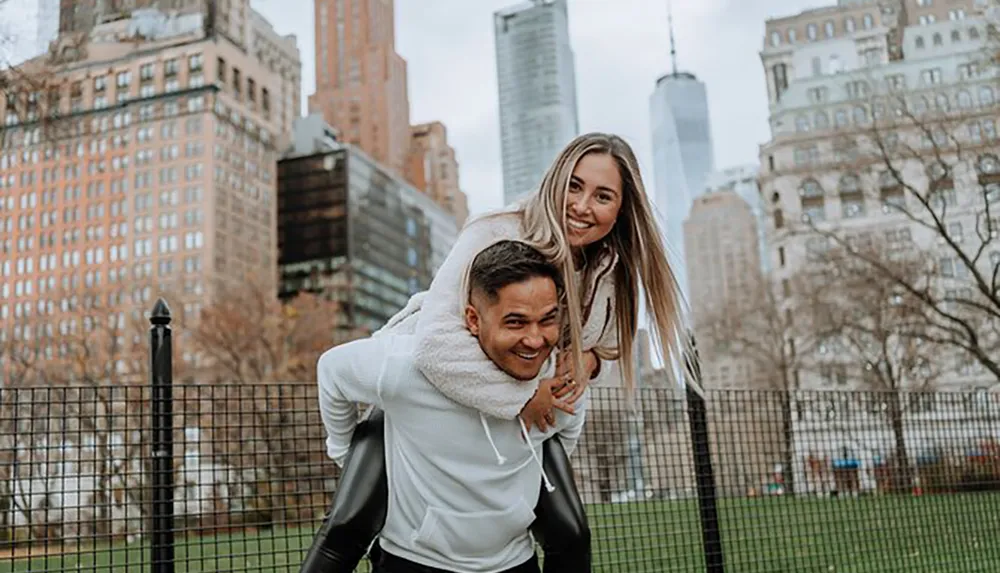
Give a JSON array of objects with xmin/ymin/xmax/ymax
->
[{"xmin": 568, "ymin": 219, "xmax": 592, "ymax": 229}]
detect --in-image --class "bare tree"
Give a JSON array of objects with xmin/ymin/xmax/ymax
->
[
  {"xmin": 802, "ymin": 243, "xmax": 946, "ymax": 492},
  {"xmin": 29, "ymin": 287, "xmax": 158, "ymax": 542},
  {"xmin": 697, "ymin": 274, "xmax": 822, "ymax": 495},
  {"xmin": 186, "ymin": 278, "xmax": 344, "ymax": 525}
]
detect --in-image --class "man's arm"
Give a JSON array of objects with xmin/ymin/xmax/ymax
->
[{"xmin": 316, "ymin": 336, "xmax": 394, "ymax": 467}]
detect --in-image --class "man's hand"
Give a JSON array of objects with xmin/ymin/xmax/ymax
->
[
  {"xmin": 552, "ymin": 349, "xmax": 598, "ymax": 405},
  {"xmin": 519, "ymin": 376, "xmax": 576, "ymax": 432}
]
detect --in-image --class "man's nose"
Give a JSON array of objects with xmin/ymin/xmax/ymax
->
[{"xmin": 521, "ymin": 329, "xmax": 545, "ymax": 350}]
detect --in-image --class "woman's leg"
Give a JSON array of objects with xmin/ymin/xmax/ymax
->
[
  {"xmin": 300, "ymin": 408, "xmax": 388, "ymax": 573},
  {"xmin": 531, "ymin": 437, "xmax": 592, "ymax": 572}
]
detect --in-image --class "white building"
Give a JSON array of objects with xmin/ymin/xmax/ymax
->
[
  {"xmin": 0, "ymin": 0, "xmax": 59, "ymax": 67},
  {"xmin": 494, "ymin": 0, "xmax": 579, "ymax": 205},
  {"xmin": 758, "ymin": 0, "xmax": 998, "ymax": 392}
]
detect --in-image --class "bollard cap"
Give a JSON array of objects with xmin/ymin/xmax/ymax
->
[{"xmin": 150, "ymin": 298, "xmax": 172, "ymax": 325}]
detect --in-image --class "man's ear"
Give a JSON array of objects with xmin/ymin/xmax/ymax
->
[{"xmin": 464, "ymin": 304, "xmax": 480, "ymax": 336}]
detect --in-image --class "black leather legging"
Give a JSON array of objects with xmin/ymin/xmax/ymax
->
[{"xmin": 299, "ymin": 408, "xmax": 591, "ymax": 573}]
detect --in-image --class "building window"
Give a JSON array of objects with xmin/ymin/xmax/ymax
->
[
  {"xmin": 958, "ymin": 63, "xmax": 978, "ymax": 80},
  {"xmin": 824, "ymin": 20, "xmax": 835, "ymax": 38},
  {"xmin": 977, "ymin": 154, "xmax": 1000, "ymax": 175},
  {"xmin": 770, "ymin": 31, "xmax": 781, "ymax": 47},
  {"xmin": 863, "ymin": 14, "xmax": 874, "ymax": 29},
  {"xmin": 807, "ymin": 23, "xmax": 818, "ymax": 40},
  {"xmin": 980, "ymin": 86, "xmax": 996, "ymax": 106},
  {"xmin": 834, "ymin": 109, "xmax": 849, "ymax": 128},
  {"xmin": 772, "ymin": 63, "xmax": 789, "ymax": 99},
  {"xmin": 845, "ymin": 17, "xmax": 856, "ymax": 33},
  {"xmin": 814, "ymin": 111, "xmax": 829, "ymax": 129},
  {"xmin": 935, "ymin": 93, "xmax": 950, "ymax": 112}
]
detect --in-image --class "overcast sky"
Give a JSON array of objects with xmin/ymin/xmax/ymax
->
[{"xmin": 253, "ymin": 0, "xmax": 829, "ymax": 216}]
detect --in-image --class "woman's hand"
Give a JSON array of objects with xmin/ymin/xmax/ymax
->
[
  {"xmin": 519, "ymin": 376, "xmax": 576, "ymax": 432},
  {"xmin": 552, "ymin": 349, "xmax": 598, "ymax": 404}
]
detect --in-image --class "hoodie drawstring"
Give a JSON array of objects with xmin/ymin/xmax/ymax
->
[
  {"xmin": 479, "ymin": 414, "xmax": 557, "ymax": 493},
  {"xmin": 480, "ymin": 414, "xmax": 507, "ymax": 465},
  {"xmin": 519, "ymin": 418, "xmax": 555, "ymax": 493}
]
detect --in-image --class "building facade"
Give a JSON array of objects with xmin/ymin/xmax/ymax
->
[
  {"xmin": 308, "ymin": 0, "xmax": 410, "ymax": 175},
  {"xmin": 649, "ymin": 71, "xmax": 715, "ymax": 298},
  {"xmin": 704, "ymin": 164, "xmax": 770, "ymax": 273},
  {"xmin": 59, "ymin": 0, "xmax": 252, "ymax": 49},
  {"xmin": 278, "ymin": 116, "xmax": 457, "ymax": 335},
  {"xmin": 494, "ymin": 0, "xmax": 579, "ymax": 205},
  {"xmin": 405, "ymin": 121, "xmax": 469, "ymax": 227},
  {"xmin": 0, "ymin": 8, "xmax": 285, "ymax": 369},
  {"xmin": 684, "ymin": 190, "xmax": 766, "ymax": 390},
  {"xmin": 757, "ymin": 0, "xmax": 996, "ymax": 393},
  {"xmin": 249, "ymin": 7, "xmax": 301, "ymax": 149}
]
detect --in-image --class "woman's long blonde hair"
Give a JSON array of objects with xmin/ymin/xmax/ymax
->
[{"xmin": 516, "ymin": 132, "xmax": 691, "ymax": 394}]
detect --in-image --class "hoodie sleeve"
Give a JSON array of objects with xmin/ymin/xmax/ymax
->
[
  {"xmin": 556, "ymin": 390, "xmax": 589, "ymax": 457},
  {"xmin": 316, "ymin": 336, "xmax": 394, "ymax": 467},
  {"xmin": 411, "ymin": 215, "xmax": 539, "ymax": 421}
]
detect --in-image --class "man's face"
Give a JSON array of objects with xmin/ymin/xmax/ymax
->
[{"xmin": 465, "ymin": 276, "xmax": 561, "ymax": 381}]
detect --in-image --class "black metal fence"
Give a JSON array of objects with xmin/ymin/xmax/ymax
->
[{"xmin": 1, "ymin": 302, "xmax": 999, "ymax": 572}]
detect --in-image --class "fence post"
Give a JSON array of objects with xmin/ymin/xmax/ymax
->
[
  {"xmin": 684, "ymin": 337, "xmax": 724, "ymax": 573},
  {"xmin": 150, "ymin": 299, "xmax": 175, "ymax": 573}
]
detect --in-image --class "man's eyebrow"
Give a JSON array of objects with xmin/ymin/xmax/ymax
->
[{"xmin": 502, "ymin": 312, "xmax": 527, "ymax": 320}]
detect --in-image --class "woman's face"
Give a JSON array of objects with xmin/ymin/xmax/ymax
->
[{"xmin": 565, "ymin": 152, "xmax": 624, "ymax": 249}]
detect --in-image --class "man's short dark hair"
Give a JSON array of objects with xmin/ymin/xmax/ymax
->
[{"xmin": 468, "ymin": 240, "xmax": 563, "ymax": 302}]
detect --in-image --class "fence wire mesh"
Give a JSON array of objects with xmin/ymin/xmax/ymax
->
[{"xmin": 0, "ymin": 383, "xmax": 998, "ymax": 572}]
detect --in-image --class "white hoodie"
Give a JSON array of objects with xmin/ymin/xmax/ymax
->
[{"xmin": 317, "ymin": 333, "xmax": 588, "ymax": 573}]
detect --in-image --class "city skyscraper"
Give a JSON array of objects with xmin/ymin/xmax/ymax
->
[
  {"xmin": 308, "ymin": 0, "xmax": 411, "ymax": 175},
  {"xmin": 648, "ymin": 3, "xmax": 714, "ymax": 298},
  {"xmin": 684, "ymin": 189, "xmax": 765, "ymax": 389},
  {"xmin": 494, "ymin": 0, "xmax": 579, "ymax": 205}
]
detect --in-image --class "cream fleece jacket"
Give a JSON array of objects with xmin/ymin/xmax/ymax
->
[{"xmin": 376, "ymin": 206, "xmax": 620, "ymax": 420}]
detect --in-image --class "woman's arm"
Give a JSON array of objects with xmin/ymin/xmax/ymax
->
[{"xmin": 412, "ymin": 215, "xmax": 541, "ymax": 420}]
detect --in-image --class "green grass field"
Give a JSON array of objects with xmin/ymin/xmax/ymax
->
[{"xmin": 3, "ymin": 493, "xmax": 999, "ymax": 572}]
